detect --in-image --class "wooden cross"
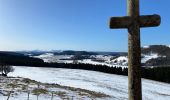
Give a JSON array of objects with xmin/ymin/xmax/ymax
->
[{"xmin": 109, "ymin": 0, "xmax": 161, "ymax": 100}]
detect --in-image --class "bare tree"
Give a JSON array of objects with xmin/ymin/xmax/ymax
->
[{"xmin": 0, "ymin": 64, "xmax": 14, "ymax": 76}]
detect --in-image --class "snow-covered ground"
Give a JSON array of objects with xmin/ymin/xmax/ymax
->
[
  {"xmin": 0, "ymin": 76, "xmax": 107, "ymax": 100},
  {"xmin": 34, "ymin": 52, "xmax": 164, "ymax": 68},
  {"xmin": 141, "ymin": 53, "xmax": 163, "ymax": 63},
  {"xmin": 34, "ymin": 53, "xmax": 74, "ymax": 63},
  {"xmin": 8, "ymin": 66, "xmax": 170, "ymax": 100},
  {"xmin": 78, "ymin": 59, "xmax": 128, "ymax": 68},
  {"xmin": 141, "ymin": 53, "xmax": 159, "ymax": 63},
  {"xmin": 143, "ymin": 45, "xmax": 149, "ymax": 48},
  {"xmin": 34, "ymin": 53, "xmax": 128, "ymax": 68},
  {"xmin": 109, "ymin": 56, "xmax": 128, "ymax": 66}
]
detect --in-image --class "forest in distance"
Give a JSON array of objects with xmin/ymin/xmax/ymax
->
[
  {"xmin": 0, "ymin": 49, "xmax": 170, "ymax": 84},
  {"xmin": 0, "ymin": 55, "xmax": 170, "ymax": 84}
]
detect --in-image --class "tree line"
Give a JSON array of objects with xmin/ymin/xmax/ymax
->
[{"xmin": 0, "ymin": 55, "xmax": 170, "ymax": 83}]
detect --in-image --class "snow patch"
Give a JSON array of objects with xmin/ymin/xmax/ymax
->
[
  {"xmin": 110, "ymin": 56, "xmax": 128, "ymax": 66},
  {"xmin": 141, "ymin": 53, "xmax": 159, "ymax": 63},
  {"xmin": 8, "ymin": 66, "xmax": 170, "ymax": 100},
  {"xmin": 143, "ymin": 45, "xmax": 149, "ymax": 48},
  {"xmin": 35, "ymin": 53, "xmax": 54, "ymax": 58}
]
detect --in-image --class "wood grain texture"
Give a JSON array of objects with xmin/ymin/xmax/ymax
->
[
  {"xmin": 110, "ymin": 15, "xmax": 160, "ymax": 29},
  {"xmin": 109, "ymin": 0, "xmax": 161, "ymax": 100}
]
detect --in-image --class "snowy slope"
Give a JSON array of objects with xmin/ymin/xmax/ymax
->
[
  {"xmin": 8, "ymin": 66, "xmax": 170, "ymax": 100},
  {"xmin": 34, "ymin": 53, "xmax": 128, "ymax": 68},
  {"xmin": 0, "ymin": 76, "xmax": 107, "ymax": 100},
  {"xmin": 143, "ymin": 45, "xmax": 149, "ymax": 48},
  {"xmin": 141, "ymin": 53, "xmax": 160, "ymax": 63},
  {"xmin": 34, "ymin": 52, "xmax": 162, "ymax": 68},
  {"xmin": 34, "ymin": 53, "xmax": 73, "ymax": 63},
  {"xmin": 110, "ymin": 56, "xmax": 128, "ymax": 66},
  {"xmin": 77, "ymin": 59, "xmax": 128, "ymax": 68}
]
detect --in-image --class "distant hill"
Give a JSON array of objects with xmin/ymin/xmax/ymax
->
[
  {"xmin": 18, "ymin": 50, "xmax": 123, "ymax": 56},
  {"xmin": 0, "ymin": 51, "xmax": 24, "ymax": 56},
  {"xmin": 16, "ymin": 51, "xmax": 47, "ymax": 56},
  {"xmin": 1, "ymin": 45, "xmax": 170, "ymax": 67},
  {"xmin": 141, "ymin": 45, "xmax": 170, "ymax": 57},
  {"xmin": 53, "ymin": 50, "xmax": 97, "ymax": 55},
  {"xmin": 141, "ymin": 45, "xmax": 170, "ymax": 66},
  {"xmin": 0, "ymin": 51, "xmax": 44, "ymax": 66}
]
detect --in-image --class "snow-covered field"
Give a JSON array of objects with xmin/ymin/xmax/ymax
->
[
  {"xmin": 34, "ymin": 53, "xmax": 74, "ymax": 63},
  {"xmin": 8, "ymin": 66, "xmax": 170, "ymax": 100},
  {"xmin": 34, "ymin": 53, "xmax": 128, "ymax": 68},
  {"xmin": 34, "ymin": 52, "xmax": 164, "ymax": 68},
  {"xmin": 141, "ymin": 53, "xmax": 164, "ymax": 63}
]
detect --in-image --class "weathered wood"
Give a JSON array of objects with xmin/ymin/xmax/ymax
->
[
  {"xmin": 139, "ymin": 14, "xmax": 161, "ymax": 28},
  {"xmin": 127, "ymin": 0, "xmax": 142, "ymax": 100},
  {"xmin": 110, "ymin": 14, "xmax": 160, "ymax": 29},
  {"xmin": 109, "ymin": 0, "xmax": 161, "ymax": 100},
  {"xmin": 110, "ymin": 16, "xmax": 131, "ymax": 29}
]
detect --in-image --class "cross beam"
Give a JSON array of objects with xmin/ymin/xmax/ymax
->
[
  {"xmin": 110, "ymin": 14, "xmax": 161, "ymax": 29},
  {"xmin": 109, "ymin": 0, "xmax": 161, "ymax": 100}
]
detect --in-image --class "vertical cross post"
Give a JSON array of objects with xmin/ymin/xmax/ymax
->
[
  {"xmin": 109, "ymin": 0, "xmax": 161, "ymax": 100},
  {"xmin": 127, "ymin": 0, "xmax": 141, "ymax": 100}
]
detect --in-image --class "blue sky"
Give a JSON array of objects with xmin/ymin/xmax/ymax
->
[{"xmin": 0, "ymin": 0, "xmax": 169, "ymax": 52}]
